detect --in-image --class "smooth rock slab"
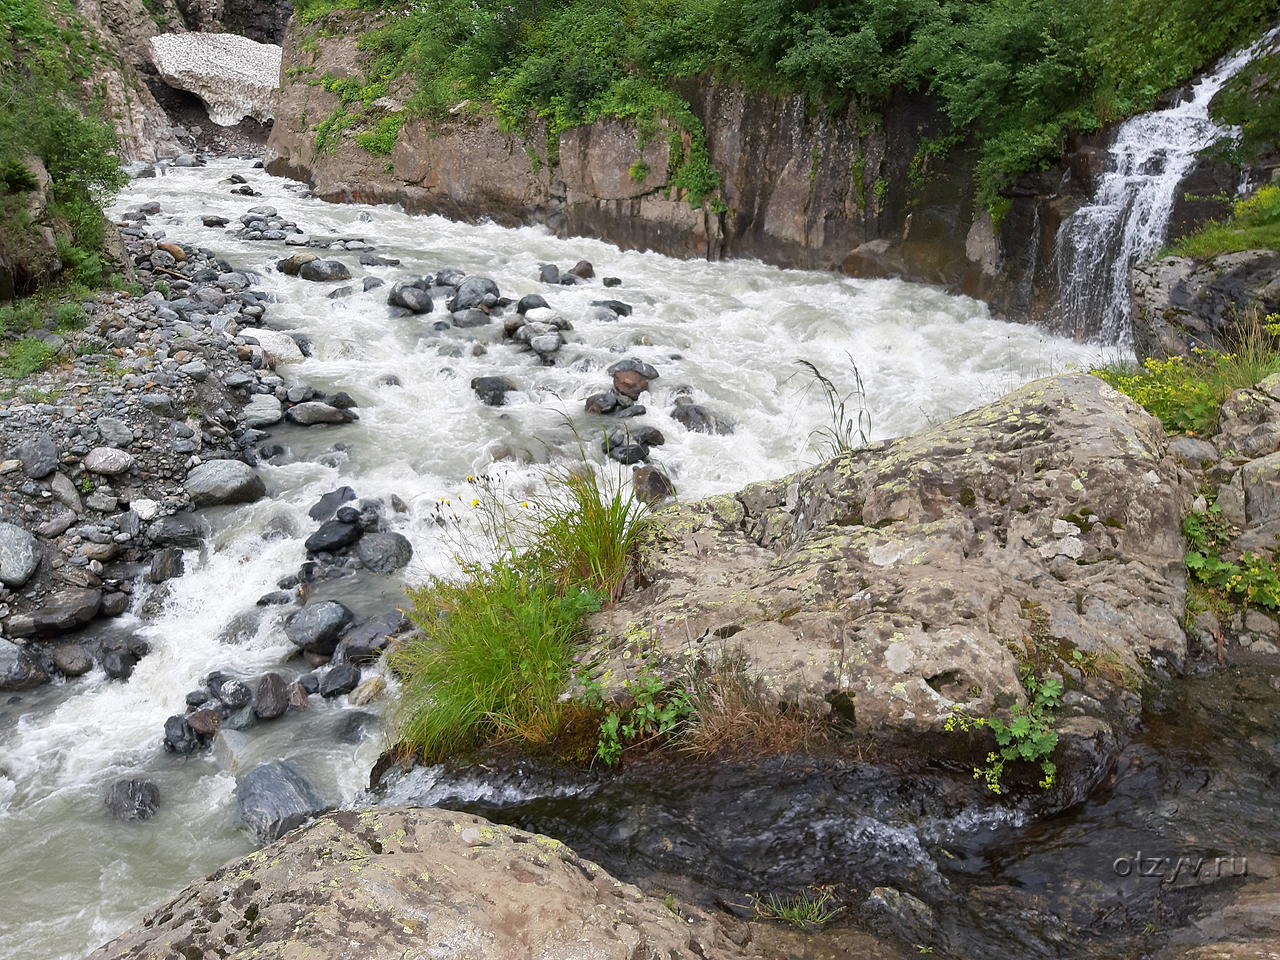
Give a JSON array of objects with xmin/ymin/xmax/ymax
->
[
  {"xmin": 233, "ymin": 760, "xmax": 326, "ymax": 844},
  {"xmin": 242, "ymin": 393, "xmax": 283, "ymax": 427},
  {"xmin": 240, "ymin": 326, "xmax": 304, "ymax": 364},
  {"xmin": 0, "ymin": 522, "xmax": 40, "ymax": 587},
  {"xmin": 86, "ymin": 807, "xmax": 755, "ymax": 960},
  {"xmin": 185, "ymin": 460, "xmax": 266, "ymax": 506}
]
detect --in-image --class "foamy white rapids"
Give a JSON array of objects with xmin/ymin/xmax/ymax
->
[
  {"xmin": 0, "ymin": 159, "xmax": 1099, "ymax": 960},
  {"xmin": 1053, "ymin": 28, "xmax": 1280, "ymax": 345}
]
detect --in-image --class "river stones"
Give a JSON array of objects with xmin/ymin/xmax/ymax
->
[
  {"xmin": 388, "ymin": 278, "xmax": 433, "ymax": 313},
  {"xmin": 298, "ymin": 258, "xmax": 351, "ymax": 282},
  {"xmin": 471, "ymin": 376, "xmax": 518, "ymax": 406},
  {"xmin": 162, "ymin": 715, "xmax": 200, "ymax": 754},
  {"xmin": 286, "ymin": 401, "xmax": 355, "ymax": 425},
  {"xmin": 608, "ymin": 358, "xmax": 658, "ymax": 399},
  {"xmin": 242, "ymin": 393, "xmax": 283, "ymax": 427},
  {"xmin": 148, "ymin": 547, "xmax": 185, "ymax": 583},
  {"xmin": 308, "ymin": 486, "xmax": 356, "ymax": 521},
  {"xmin": 86, "ymin": 807, "xmax": 754, "ymax": 960},
  {"xmin": 9, "ymin": 587, "xmax": 102, "ymax": 636},
  {"xmin": 672, "ymin": 398, "xmax": 733, "ymax": 435},
  {"xmin": 348, "ymin": 675, "xmax": 386, "ymax": 705},
  {"xmin": 633, "ymin": 465, "xmax": 675, "ymax": 504},
  {"xmin": 52, "ymin": 644, "xmax": 93, "ymax": 676},
  {"xmin": 539, "ymin": 263, "xmax": 560, "ymax": 283},
  {"xmin": 0, "ymin": 639, "xmax": 47, "ymax": 690},
  {"xmin": 284, "ymin": 601, "xmax": 354, "ymax": 655},
  {"xmin": 148, "ymin": 513, "xmax": 204, "ymax": 548},
  {"xmin": 448, "ymin": 275, "xmax": 499, "ymax": 310},
  {"xmin": 15, "ymin": 436, "xmax": 57, "ymax": 479},
  {"xmin": 104, "ymin": 779, "xmax": 161, "ymax": 822},
  {"xmin": 336, "ymin": 610, "xmax": 408, "ymax": 665},
  {"xmin": 517, "ymin": 293, "xmax": 549, "ymax": 314},
  {"xmin": 569, "ymin": 259, "xmax": 594, "ymax": 279},
  {"xmin": 97, "ymin": 416, "xmax": 134, "ymax": 448},
  {"xmin": 276, "ymin": 252, "xmax": 317, "ymax": 276},
  {"xmin": 233, "ymin": 760, "xmax": 326, "ymax": 844},
  {"xmin": 355, "ymin": 531, "xmax": 412, "ymax": 573},
  {"xmin": 304, "ymin": 518, "xmax": 361, "ymax": 553},
  {"xmin": 0, "ymin": 522, "xmax": 40, "ymax": 588},
  {"xmin": 184, "ymin": 459, "xmax": 266, "ymax": 506},
  {"xmin": 240, "ymin": 326, "xmax": 305, "ymax": 365},
  {"xmin": 592, "ymin": 298, "xmax": 633, "ymax": 316},
  {"xmin": 254, "ymin": 673, "xmax": 289, "ymax": 720},
  {"xmin": 319, "ymin": 663, "xmax": 360, "ymax": 697}
]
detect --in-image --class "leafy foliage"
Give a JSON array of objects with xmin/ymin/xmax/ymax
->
[
  {"xmin": 1184, "ymin": 500, "xmax": 1280, "ymax": 610},
  {"xmin": 0, "ymin": 336, "xmax": 56, "ymax": 377},
  {"xmin": 945, "ymin": 671, "xmax": 1063, "ymax": 794},
  {"xmin": 1166, "ymin": 185, "xmax": 1280, "ymax": 259}
]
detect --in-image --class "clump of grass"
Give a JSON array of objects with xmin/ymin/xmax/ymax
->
[
  {"xmin": 795, "ymin": 356, "xmax": 871, "ymax": 460},
  {"xmin": 1166, "ymin": 184, "xmax": 1280, "ymax": 259},
  {"xmin": 751, "ymin": 887, "xmax": 844, "ymax": 930},
  {"xmin": 392, "ymin": 466, "xmax": 651, "ymax": 760},
  {"xmin": 1093, "ymin": 312, "xmax": 1280, "ymax": 434},
  {"xmin": 0, "ymin": 337, "xmax": 56, "ymax": 378}
]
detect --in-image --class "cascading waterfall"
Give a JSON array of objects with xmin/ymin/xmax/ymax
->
[{"xmin": 1052, "ymin": 28, "xmax": 1279, "ymax": 345}]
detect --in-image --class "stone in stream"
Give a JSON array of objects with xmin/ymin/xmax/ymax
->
[
  {"xmin": 360, "ymin": 254, "xmax": 400, "ymax": 267},
  {"xmin": 186, "ymin": 708, "xmax": 222, "ymax": 737},
  {"xmin": 286, "ymin": 401, "xmax": 355, "ymax": 425},
  {"xmin": 242, "ymin": 393, "xmax": 283, "ymax": 428},
  {"xmin": 298, "ymin": 259, "xmax": 351, "ymax": 282},
  {"xmin": 14, "ymin": 588, "xmax": 102, "ymax": 636},
  {"xmin": 672, "ymin": 399, "xmax": 734, "ymax": 435},
  {"xmin": 470, "ymin": 376, "xmax": 518, "ymax": 406},
  {"xmin": 148, "ymin": 513, "xmax": 205, "ymax": 548},
  {"xmin": 211, "ymin": 675, "xmax": 253, "ymax": 709},
  {"xmin": 284, "ymin": 601, "xmax": 354, "ymax": 655},
  {"xmin": 451, "ymin": 308, "xmax": 490, "ymax": 328},
  {"xmin": 604, "ymin": 441, "xmax": 649, "ymax": 465},
  {"xmin": 52, "ymin": 644, "xmax": 93, "ymax": 677},
  {"xmin": 592, "ymin": 299, "xmax": 633, "ymax": 316},
  {"xmin": 388, "ymin": 279, "xmax": 433, "ymax": 313},
  {"xmin": 584, "ymin": 390, "xmax": 620, "ymax": 415},
  {"xmin": 434, "ymin": 268, "xmax": 466, "ymax": 287},
  {"xmin": 162, "ymin": 715, "xmax": 200, "ymax": 754},
  {"xmin": 0, "ymin": 522, "xmax": 40, "ymax": 588},
  {"xmin": 305, "ymin": 519, "xmax": 361, "ymax": 554},
  {"xmin": 308, "ymin": 486, "xmax": 356, "ymax": 521},
  {"xmin": 148, "ymin": 547, "xmax": 185, "ymax": 583},
  {"xmin": 336, "ymin": 610, "xmax": 409, "ymax": 665},
  {"xmin": 233, "ymin": 760, "xmax": 327, "ymax": 844},
  {"xmin": 348, "ymin": 674, "xmax": 386, "ymax": 705},
  {"xmin": 568, "ymin": 259, "xmax": 594, "ymax": 279},
  {"xmin": 276, "ymin": 252, "xmax": 317, "ymax": 276},
  {"xmin": 240, "ymin": 327, "xmax": 305, "ymax": 364},
  {"xmin": 448, "ymin": 275, "xmax": 499, "ymax": 311},
  {"xmin": 104, "ymin": 779, "xmax": 161, "ymax": 822},
  {"xmin": 517, "ymin": 293, "xmax": 549, "ymax": 314},
  {"xmin": 633, "ymin": 465, "xmax": 675, "ymax": 504},
  {"xmin": 0, "ymin": 639, "xmax": 47, "ymax": 690},
  {"xmin": 603, "ymin": 276, "xmax": 622, "ymax": 287},
  {"xmin": 355, "ymin": 531, "xmax": 413, "ymax": 574},
  {"xmin": 538, "ymin": 263, "xmax": 561, "ymax": 284},
  {"xmin": 185, "ymin": 459, "xmax": 267, "ymax": 506},
  {"xmin": 255, "ymin": 673, "xmax": 290, "ymax": 720},
  {"xmin": 287, "ymin": 681, "xmax": 311, "ymax": 710},
  {"xmin": 100, "ymin": 636, "xmax": 143, "ymax": 681},
  {"xmin": 202, "ymin": 215, "xmax": 229, "ymax": 227},
  {"xmin": 16, "ymin": 436, "xmax": 57, "ymax": 478},
  {"xmin": 319, "ymin": 663, "xmax": 360, "ymax": 697}
]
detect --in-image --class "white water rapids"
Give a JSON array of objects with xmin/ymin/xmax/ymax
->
[{"xmin": 0, "ymin": 160, "xmax": 1102, "ymax": 959}]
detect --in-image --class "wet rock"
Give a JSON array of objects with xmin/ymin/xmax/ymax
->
[
  {"xmin": 203, "ymin": 215, "xmax": 229, "ymax": 227},
  {"xmin": 0, "ymin": 639, "xmax": 47, "ymax": 690},
  {"xmin": 101, "ymin": 592, "xmax": 130, "ymax": 617},
  {"xmin": 186, "ymin": 708, "xmax": 222, "ymax": 737},
  {"xmin": 284, "ymin": 601, "xmax": 354, "ymax": 655},
  {"xmin": 243, "ymin": 393, "xmax": 284, "ymax": 427},
  {"xmin": 388, "ymin": 279, "xmax": 432, "ymax": 313},
  {"xmin": 211, "ymin": 675, "xmax": 253, "ymax": 709},
  {"xmin": 16, "ymin": 436, "xmax": 57, "ymax": 478},
  {"xmin": 348, "ymin": 674, "xmax": 386, "ymax": 705},
  {"xmin": 0, "ymin": 522, "xmax": 40, "ymax": 588},
  {"xmin": 88, "ymin": 807, "xmax": 751, "ymax": 960},
  {"xmin": 298, "ymin": 258, "xmax": 351, "ymax": 282},
  {"xmin": 336, "ymin": 610, "xmax": 409, "ymax": 665},
  {"xmin": 603, "ymin": 276, "xmax": 622, "ymax": 287},
  {"xmin": 162, "ymin": 715, "xmax": 200, "ymax": 753},
  {"xmin": 148, "ymin": 514, "xmax": 204, "ymax": 548},
  {"xmin": 24, "ymin": 588, "xmax": 101, "ymax": 635},
  {"xmin": 592, "ymin": 299, "xmax": 633, "ymax": 317},
  {"xmin": 569, "ymin": 260, "xmax": 594, "ymax": 279},
  {"xmin": 185, "ymin": 459, "xmax": 267, "ymax": 506},
  {"xmin": 604, "ymin": 441, "xmax": 648, "ymax": 465},
  {"xmin": 53, "ymin": 644, "xmax": 93, "ymax": 676},
  {"xmin": 305, "ymin": 519, "xmax": 361, "ymax": 553},
  {"xmin": 672, "ymin": 400, "xmax": 733, "ymax": 435},
  {"xmin": 633, "ymin": 465, "xmax": 675, "ymax": 504},
  {"xmin": 286, "ymin": 401, "xmax": 354, "ymax": 425},
  {"xmin": 360, "ymin": 254, "xmax": 400, "ymax": 267},
  {"xmin": 449, "ymin": 275, "xmax": 499, "ymax": 311},
  {"xmin": 308, "ymin": 486, "xmax": 356, "ymax": 521},
  {"xmin": 104, "ymin": 779, "xmax": 161, "ymax": 822},
  {"xmin": 100, "ymin": 637, "xmax": 141, "ymax": 681},
  {"xmin": 451, "ymin": 308, "xmax": 490, "ymax": 328},
  {"xmin": 276, "ymin": 252, "xmax": 317, "ymax": 276},
  {"xmin": 241, "ymin": 327, "xmax": 305, "ymax": 364},
  {"xmin": 355, "ymin": 531, "xmax": 413, "ymax": 573},
  {"xmin": 319, "ymin": 663, "xmax": 360, "ymax": 697},
  {"xmin": 471, "ymin": 376, "xmax": 518, "ymax": 406},
  {"xmin": 149, "ymin": 547, "xmax": 186, "ymax": 583},
  {"xmin": 517, "ymin": 293, "xmax": 549, "ymax": 314},
  {"xmin": 255, "ymin": 673, "xmax": 290, "ymax": 719},
  {"xmin": 539, "ymin": 263, "xmax": 561, "ymax": 283},
  {"xmin": 287, "ymin": 681, "xmax": 311, "ymax": 710},
  {"xmin": 585, "ymin": 390, "xmax": 620, "ymax": 414},
  {"xmin": 233, "ymin": 760, "xmax": 327, "ymax": 844}
]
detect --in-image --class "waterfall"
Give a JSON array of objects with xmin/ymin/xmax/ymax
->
[{"xmin": 1052, "ymin": 28, "xmax": 1279, "ymax": 345}]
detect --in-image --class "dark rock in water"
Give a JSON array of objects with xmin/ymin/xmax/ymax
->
[
  {"xmin": 517, "ymin": 294, "xmax": 549, "ymax": 314},
  {"xmin": 234, "ymin": 760, "xmax": 327, "ymax": 844},
  {"xmin": 672, "ymin": 400, "xmax": 733, "ymax": 435},
  {"xmin": 326, "ymin": 285, "xmax": 353, "ymax": 300},
  {"xmin": 328, "ymin": 391, "xmax": 358, "ymax": 410},
  {"xmin": 255, "ymin": 673, "xmax": 289, "ymax": 720},
  {"xmin": 212, "ymin": 676, "xmax": 252, "ymax": 709},
  {"xmin": 355, "ymin": 531, "xmax": 413, "ymax": 573},
  {"xmin": 185, "ymin": 460, "xmax": 267, "ymax": 506},
  {"xmin": 604, "ymin": 441, "xmax": 649, "ymax": 465},
  {"xmin": 256, "ymin": 590, "xmax": 294, "ymax": 607},
  {"xmin": 449, "ymin": 276, "xmax": 499, "ymax": 311},
  {"xmin": 603, "ymin": 276, "xmax": 622, "ymax": 287},
  {"xmin": 585, "ymin": 390, "xmax": 619, "ymax": 415},
  {"xmin": 202, "ymin": 215, "xmax": 229, "ymax": 227},
  {"xmin": 0, "ymin": 639, "xmax": 47, "ymax": 690},
  {"xmin": 362, "ymin": 276, "xmax": 385, "ymax": 292},
  {"xmin": 148, "ymin": 547, "xmax": 185, "ymax": 583},
  {"xmin": 451, "ymin": 308, "xmax": 490, "ymax": 328},
  {"xmin": 148, "ymin": 513, "xmax": 204, "ymax": 548},
  {"xmin": 305, "ymin": 519, "xmax": 361, "ymax": 554},
  {"xmin": 100, "ymin": 639, "xmax": 139, "ymax": 681},
  {"xmin": 612, "ymin": 370, "xmax": 650, "ymax": 400},
  {"xmin": 569, "ymin": 259, "xmax": 594, "ymax": 279},
  {"xmin": 284, "ymin": 601, "xmax": 354, "ymax": 655},
  {"xmin": 337, "ymin": 610, "xmax": 409, "ymax": 665},
  {"xmin": 608, "ymin": 357, "xmax": 659, "ymax": 380},
  {"xmin": 16, "ymin": 435, "xmax": 58, "ymax": 479},
  {"xmin": 287, "ymin": 401, "xmax": 355, "ymax": 426},
  {"xmin": 560, "ymin": 273, "xmax": 585, "ymax": 286},
  {"xmin": 298, "ymin": 673, "xmax": 320, "ymax": 695},
  {"xmin": 223, "ymin": 704, "xmax": 256, "ymax": 731},
  {"xmin": 53, "ymin": 644, "xmax": 93, "ymax": 677},
  {"xmin": 298, "ymin": 259, "xmax": 351, "ymax": 282},
  {"xmin": 360, "ymin": 254, "xmax": 400, "ymax": 267},
  {"xmin": 287, "ymin": 681, "xmax": 311, "ymax": 710},
  {"xmin": 163, "ymin": 715, "xmax": 200, "ymax": 753},
  {"xmin": 186, "ymin": 708, "xmax": 222, "ymax": 737},
  {"xmin": 105, "ymin": 778, "xmax": 160, "ymax": 822},
  {"xmin": 605, "ymin": 426, "xmax": 664, "ymax": 451},
  {"xmin": 592, "ymin": 299, "xmax": 633, "ymax": 317},
  {"xmin": 25, "ymin": 588, "xmax": 102, "ymax": 635},
  {"xmin": 470, "ymin": 376, "xmax": 518, "ymax": 406},
  {"xmin": 334, "ymin": 710, "xmax": 378, "ymax": 743},
  {"xmin": 319, "ymin": 663, "xmax": 360, "ymax": 697},
  {"xmin": 388, "ymin": 279, "xmax": 432, "ymax": 313},
  {"xmin": 633, "ymin": 465, "xmax": 675, "ymax": 504},
  {"xmin": 276, "ymin": 252, "xmax": 317, "ymax": 276},
  {"xmin": 308, "ymin": 486, "xmax": 356, "ymax": 521},
  {"xmin": 538, "ymin": 263, "xmax": 560, "ymax": 284},
  {"xmin": 100, "ymin": 592, "xmax": 130, "ymax": 617},
  {"xmin": 184, "ymin": 689, "xmax": 209, "ymax": 707}
]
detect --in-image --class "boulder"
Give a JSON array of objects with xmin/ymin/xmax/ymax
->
[
  {"xmin": 0, "ymin": 522, "xmax": 40, "ymax": 587},
  {"xmin": 517, "ymin": 293, "xmax": 549, "ymax": 314},
  {"xmin": 162, "ymin": 715, "xmax": 200, "ymax": 754},
  {"xmin": 387, "ymin": 278, "xmax": 433, "ymax": 313},
  {"xmin": 24, "ymin": 588, "xmax": 102, "ymax": 635},
  {"xmin": 284, "ymin": 601, "xmax": 354, "ymax": 655},
  {"xmin": 336, "ymin": 610, "xmax": 409, "ymax": 664},
  {"xmin": 52, "ymin": 644, "xmax": 93, "ymax": 676},
  {"xmin": 308, "ymin": 486, "xmax": 356, "ymax": 521},
  {"xmin": 104, "ymin": 779, "xmax": 160, "ymax": 822},
  {"xmin": 633, "ymin": 465, "xmax": 675, "ymax": 504},
  {"xmin": 348, "ymin": 675, "xmax": 386, "ymax": 705},
  {"xmin": 242, "ymin": 393, "xmax": 284, "ymax": 428},
  {"xmin": 148, "ymin": 547, "xmax": 185, "ymax": 583},
  {"xmin": 233, "ymin": 760, "xmax": 326, "ymax": 844},
  {"xmin": 470, "ymin": 376, "xmax": 517, "ymax": 406},
  {"xmin": 16, "ymin": 435, "xmax": 58, "ymax": 478},
  {"xmin": 0, "ymin": 639, "xmax": 47, "ymax": 690},
  {"xmin": 594, "ymin": 375, "xmax": 1187, "ymax": 752},
  {"xmin": 449, "ymin": 275, "xmax": 498, "ymax": 310},
  {"xmin": 254, "ymin": 672, "xmax": 289, "ymax": 720},
  {"xmin": 87, "ymin": 807, "xmax": 755, "ymax": 960},
  {"xmin": 299, "ymin": 259, "xmax": 352, "ymax": 282},
  {"xmin": 240, "ymin": 327, "xmax": 304, "ymax": 364},
  {"xmin": 319, "ymin": 663, "xmax": 360, "ymax": 697},
  {"xmin": 275, "ymin": 253, "xmax": 317, "ymax": 276},
  {"xmin": 97, "ymin": 416, "xmax": 135, "ymax": 448},
  {"xmin": 286, "ymin": 401, "xmax": 353, "ymax": 425},
  {"xmin": 185, "ymin": 460, "xmax": 267, "ymax": 506},
  {"xmin": 148, "ymin": 513, "xmax": 205, "ymax": 548},
  {"xmin": 672, "ymin": 400, "xmax": 733, "ymax": 435},
  {"xmin": 304, "ymin": 519, "xmax": 361, "ymax": 553},
  {"xmin": 355, "ymin": 531, "xmax": 413, "ymax": 573}
]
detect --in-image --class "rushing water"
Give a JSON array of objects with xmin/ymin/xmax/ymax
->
[
  {"xmin": 0, "ymin": 160, "xmax": 1102, "ymax": 960},
  {"xmin": 1053, "ymin": 29, "xmax": 1279, "ymax": 345}
]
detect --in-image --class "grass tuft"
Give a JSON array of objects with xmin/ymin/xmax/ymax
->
[
  {"xmin": 751, "ymin": 886, "xmax": 844, "ymax": 929},
  {"xmin": 1166, "ymin": 184, "xmax": 1280, "ymax": 260}
]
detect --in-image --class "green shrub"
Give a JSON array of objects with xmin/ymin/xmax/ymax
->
[
  {"xmin": 354, "ymin": 112, "xmax": 405, "ymax": 155},
  {"xmin": 1166, "ymin": 185, "xmax": 1280, "ymax": 259},
  {"xmin": 0, "ymin": 337, "xmax": 56, "ymax": 377},
  {"xmin": 1185, "ymin": 500, "xmax": 1280, "ymax": 609},
  {"xmin": 945, "ymin": 671, "xmax": 1063, "ymax": 794}
]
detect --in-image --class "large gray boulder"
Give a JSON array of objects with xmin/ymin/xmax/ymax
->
[
  {"xmin": 284, "ymin": 600, "xmax": 353, "ymax": 655},
  {"xmin": 185, "ymin": 460, "xmax": 267, "ymax": 506},
  {"xmin": 87, "ymin": 807, "xmax": 759, "ymax": 960},
  {"xmin": 232, "ymin": 760, "xmax": 326, "ymax": 844},
  {"xmin": 593, "ymin": 374, "xmax": 1187, "ymax": 748},
  {"xmin": 0, "ymin": 522, "xmax": 40, "ymax": 587}
]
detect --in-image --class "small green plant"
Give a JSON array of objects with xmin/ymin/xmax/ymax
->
[
  {"xmin": 1184, "ymin": 500, "xmax": 1280, "ymax": 610},
  {"xmin": 945, "ymin": 671, "xmax": 1063, "ymax": 794},
  {"xmin": 52, "ymin": 302, "xmax": 83, "ymax": 329},
  {"xmin": 154, "ymin": 279, "xmax": 170, "ymax": 297},
  {"xmin": 1166, "ymin": 183, "xmax": 1280, "ymax": 259},
  {"xmin": 628, "ymin": 160, "xmax": 650, "ymax": 183},
  {"xmin": 795, "ymin": 356, "xmax": 872, "ymax": 459},
  {"xmin": 355, "ymin": 112, "xmax": 405, "ymax": 156},
  {"xmin": 0, "ymin": 337, "xmax": 56, "ymax": 377},
  {"xmin": 751, "ymin": 887, "xmax": 844, "ymax": 929}
]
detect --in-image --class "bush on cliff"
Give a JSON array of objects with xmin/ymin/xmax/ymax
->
[{"xmin": 292, "ymin": 0, "xmax": 1279, "ymax": 209}]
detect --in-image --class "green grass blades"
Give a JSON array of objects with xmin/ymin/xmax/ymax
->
[
  {"xmin": 751, "ymin": 886, "xmax": 844, "ymax": 929},
  {"xmin": 1167, "ymin": 184, "xmax": 1280, "ymax": 259}
]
